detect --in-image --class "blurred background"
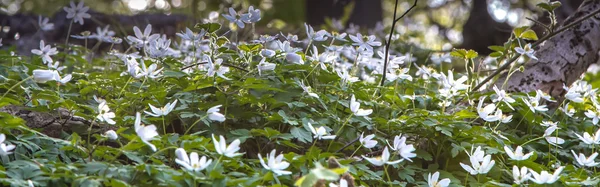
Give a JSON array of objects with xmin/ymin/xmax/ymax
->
[{"xmin": 0, "ymin": 0, "xmax": 585, "ymax": 55}]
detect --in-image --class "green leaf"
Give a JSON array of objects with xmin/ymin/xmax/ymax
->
[
  {"xmin": 513, "ymin": 26, "xmax": 528, "ymax": 37},
  {"xmin": 238, "ymin": 44, "xmax": 263, "ymax": 53},
  {"xmin": 290, "ymin": 127, "xmax": 311, "ymax": 143},
  {"xmin": 537, "ymin": 1, "xmax": 561, "ymax": 12},
  {"xmin": 195, "ymin": 23, "xmax": 221, "ymax": 33},
  {"xmin": 488, "ymin": 45, "xmax": 505, "ymax": 52},
  {"xmin": 450, "ymin": 49, "xmax": 477, "ymax": 59},
  {"xmin": 216, "ymin": 36, "xmax": 229, "ymax": 47},
  {"xmin": 520, "ymin": 30, "xmax": 539, "ymax": 41}
]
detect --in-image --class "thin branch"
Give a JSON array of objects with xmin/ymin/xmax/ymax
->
[
  {"xmin": 469, "ymin": 7, "xmax": 600, "ymax": 94},
  {"xmin": 336, "ymin": 137, "xmax": 359, "ymax": 153},
  {"xmin": 526, "ymin": 17, "xmax": 551, "ymax": 33},
  {"xmin": 180, "ymin": 62, "xmax": 208, "ymax": 71},
  {"xmin": 379, "ymin": 0, "xmax": 418, "ymax": 87}
]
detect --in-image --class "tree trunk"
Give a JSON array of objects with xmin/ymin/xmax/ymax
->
[
  {"xmin": 305, "ymin": 0, "xmax": 382, "ymax": 28},
  {"xmin": 460, "ymin": 0, "xmax": 512, "ymax": 55},
  {"xmin": 495, "ymin": 0, "xmax": 600, "ymax": 100}
]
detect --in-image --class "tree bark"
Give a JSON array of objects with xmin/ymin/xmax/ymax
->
[{"xmin": 495, "ymin": 0, "xmax": 600, "ymax": 100}]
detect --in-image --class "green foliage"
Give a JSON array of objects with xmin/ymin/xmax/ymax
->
[{"xmin": 0, "ymin": 2, "xmax": 599, "ymax": 187}]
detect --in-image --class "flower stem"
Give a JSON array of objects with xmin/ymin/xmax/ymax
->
[
  {"xmin": 384, "ymin": 165, "xmax": 392, "ymax": 187},
  {"xmin": 0, "ymin": 76, "xmax": 32, "ymax": 101},
  {"xmin": 184, "ymin": 116, "xmax": 208, "ymax": 135},
  {"xmin": 213, "ymin": 155, "xmax": 223, "ymax": 170},
  {"xmin": 327, "ymin": 114, "xmax": 353, "ymax": 151},
  {"xmin": 64, "ymin": 20, "xmax": 74, "ymax": 52},
  {"xmin": 118, "ymin": 76, "xmax": 134, "ymax": 98},
  {"xmin": 162, "ymin": 116, "xmax": 166, "ymax": 135},
  {"xmin": 145, "ymin": 146, "xmax": 177, "ymax": 163},
  {"xmin": 349, "ymin": 144, "xmax": 362, "ymax": 158}
]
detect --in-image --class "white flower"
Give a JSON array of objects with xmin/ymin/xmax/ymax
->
[
  {"xmin": 134, "ymin": 112, "xmax": 158, "ymax": 152},
  {"xmin": 460, "ymin": 146, "xmax": 495, "ymax": 175},
  {"xmin": 307, "ymin": 122, "xmax": 336, "ymax": 140},
  {"xmin": 103, "ymin": 130, "xmax": 118, "ymax": 140},
  {"xmin": 362, "ymin": 147, "xmax": 403, "ymax": 166},
  {"xmin": 299, "ymin": 80, "xmax": 319, "ymax": 99},
  {"xmin": 32, "ymin": 69, "xmax": 71, "ymax": 84},
  {"xmin": 308, "ymin": 46, "xmax": 335, "ymax": 71},
  {"xmin": 350, "ymin": 95, "xmax": 373, "ymax": 116},
  {"xmin": 561, "ymin": 103, "xmax": 576, "ymax": 117},
  {"xmin": 512, "ymin": 166, "xmax": 531, "ymax": 185},
  {"xmin": 522, "ymin": 94, "xmax": 548, "ymax": 113},
  {"xmin": 359, "ymin": 132, "xmax": 377, "ymax": 149},
  {"xmin": 206, "ymin": 57, "xmax": 231, "ymax": 80},
  {"xmin": 492, "ymin": 85, "xmax": 515, "ymax": 110},
  {"xmin": 575, "ymin": 128, "xmax": 600, "ymax": 145},
  {"xmin": 32, "ymin": 69, "xmax": 59, "ymax": 83},
  {"xmin": 349, "ymin": 33, "xmax": 381, "ymax": 53},
  {"xmin": 257, "ymin": 58, "xmax": 276, "ymax": 75},
  {"xmin": 386, "ymin": 135, "xmax": 417, "ymax": 161},
  {"xmin": 63, "ymin": 1, "xmax": 91, "ymax": 25},
  {"xmin": 126, "ymin": 24, "xmax": 159, "ymax": 48},
  {"xmin": 93, "ymin": 95, "xmax": 106, "ymax": 104},
  {"xmin": 241, "ymin": 6, "xmax": 261, "ymax": 23},
  {"xmin": 476, "ymin": 96, "xmax": 501, "ymax": 122},
  {"xmin": 515, "ymin": 43, "xmax": 538, "ymax": 61},
  {"xmin": 176, "ymin": 27, "xmax": 204, "ymax": 42},
  {"xmin": 439, "ymin": 70, "xmax": 469, "ymax": 92},
  {"xmin": 0, "ymin": 134, "xmax": 16, "ymax": 156},
  {"xmin": 90, "ymin": 25, "xmax": 115, "ymax": 42},
  {"xmin": 212, "ymin": 134, "xmax": 243, "ymax": 158},
  {"xmin": 207, "ymin": 105, "xmax": 225, "ymax": 122},
  {"xmin": 31, "ymin": 40, "xmax": 58, "ymax": 65},
  {"xmin": 535, "ymin": 90, "xmax": 555, "ymax": 102},
  {"xmin": 222, "ymin": 7, "xmax": 246, "ymax": 28},
  {"xmin": 571, "ymin": 150, "xmax": 599, "ymax": 167},
  {"xmin": 258, "ymin": 149, "xmax": 292, "ymax": 176},
  {"xmin": 305, "ymin": 23, "xmax": 330, "ymax": 42},
  {"xmin": 96, "ymin": 102, "xmax": 116, "ymax": 125},
  {"xmin": 175, "ymin": 148, "xmax": 212, "ymax": 172},
  {"xmin": 504, "ymin": 145, "xmax": 533, "ymax": 161},
  {"xmin": 260, "ymin": 49, "xmax": 276, "ymax": 58},
  {"xmin": 38, "ymin": 16, "xmax": 54, "ymax": 31},
  {"xmin": 427, "ymin": 171, "xmax": 450, "ymax": 187},
  {"xmin": 145, "ymin": 35, "xmax": 172, "ymax": 58},
  {"xmin": 329, "ymin": 179, "xmax": 348, "ymax": 187},
  {"xmin": 144, "ymin": 100, "xmax": 177, "ymax": 117},
  {"xmin": 529, "ymin": 167, "xmax": 563, "ymax": 184},
  {"xmin": 563, "ymin": 81, "xmax": 596, "ymax": 103},
  {"xmin": 285, "ymin": 52, "xmax": 304, "ymax": 65},
  {"xmin": 585, "ymin": 107, "xmax": 600, "ymax": 125},
  {"xmin": 430, "ymin": 53, "xmax": 452, "ymax": 64},
  {"xmin": 336, "ymin": 70, "xmax": 359, "ymax": 84}
]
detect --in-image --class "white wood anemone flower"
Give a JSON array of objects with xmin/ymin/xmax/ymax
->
[
  {"xmin": 459, "ymin": 146, "xmax": 495, "ymax": 175},
  {"xmin": 144, "ymin": 100, "xmax": 177, "ymax": 117},
  {"xmin": 258, "ymin": 149, "xmax": 292, "ymax": 176},
  {"xmin": 529, "ymin": 167, "xmax": 563, "ymax": 184},
  {"xmin": 134, "ymin": 112, "xmax": 159, "ymax": 152},
  {"xmin": 427, "ymin": 171, "xmax": 450, "ymax": 187},
  {"xmin": 504, "ymin": 145, "xmax": 533, "ymax": 161},
  {"xmin": 175, "ymin": 148, "xmax": 212, "ymax": 172},
  {"xmin": 307, "ymin": 123, "xmax": 336, "ymax": 140},
  {"xmin": 350, "ymin": 95, "xmax": 372, "ymax": 116},
  {"xmin": 361, "ymin": 146, "xmax": 403, "ymax": 166},
  {"xmin": 212, "ymin": 134, "xmax": 243, "ymax": 158},
  {"xmin": 0, "ymin": 134, "xmax": 16, "ymax": 156},
  {"xmin": 207, "ymin": 105, "xmax": 226, "ymax": 122}
]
